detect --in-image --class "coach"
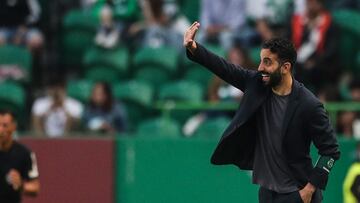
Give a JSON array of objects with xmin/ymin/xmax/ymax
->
[{"xmin": 184, "ymin": 22, "xmax": 340, "ymax": 203}]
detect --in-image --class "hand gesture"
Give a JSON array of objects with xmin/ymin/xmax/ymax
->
[
  {"xmin": 7, "ymin": 169, "xmax": 22, "ymax": 190},
  {"xmin": 184, "ymin": 21, "xmax": 200, "ymax": 52}
]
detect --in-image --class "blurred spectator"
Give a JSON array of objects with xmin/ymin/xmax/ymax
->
[
  {"xmin": 183, "ymin": 43, "xmax": 255, "ymax": 136},
  {"xmin": 343, "ymin": 142, "xmax": 360, "ymax": 203},
  {"xmin": 337, "ymin": 79, "xmax": 360, "ymax": 138},
  {"xmin": 95, "ymin": 4, "xmax": 121, "ymax": 48},
  {"xmin": 198, "ymin": 0, "xmax": 257, "ymax": 50},
  {"xmin": 207, "ymin": 43, "xmax": 256, "ymax": 103},
  {"xmin": 95, "ymin": 0, "xmax": 141, "ymax": 48},
  {"xmin": 129, "ymin": 0, "xmax": 189, "ymax": 51},
  {"xmin": 82, "ymin": 82, "xmax": 127, "ymax": 134},
  {"xmin": 31, "ymin": 78, "xmax": 83, "ymax": 137},
  {"xmin": 0, "ymin": 0, "xmax": 44, "ymax": 52},
  {"xmin": 291, "ymin": 0, "xmax": 340, "ymax": 95}
]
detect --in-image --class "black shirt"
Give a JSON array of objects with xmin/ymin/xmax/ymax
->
[
  {"xmin": 0, "ymin": 141, "xmax": 39, "ymax": 203},
  {"xmin": 253, "ymin": 92, "xmax": 298, "ymax": 193}
]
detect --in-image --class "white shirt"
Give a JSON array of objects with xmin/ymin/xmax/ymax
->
[{"xmin": 32, "ymin": 96, "xmax": 83, "ymax": 137}]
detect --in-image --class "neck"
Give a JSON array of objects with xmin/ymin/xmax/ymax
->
[
  {"xmin": 272, "ymin": 74, "xmax": 293, "ymax": 96},
  {"xmin": 0, "ymin": 139, "xmax": 13, "ymax": 152}
]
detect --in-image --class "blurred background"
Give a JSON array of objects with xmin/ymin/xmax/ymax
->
[{"xmin": 1, "ymin": 0, "xmax": 359, "ymax": 202}]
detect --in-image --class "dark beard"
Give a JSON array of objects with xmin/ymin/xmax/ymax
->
[{"xmin": 268, "ymin": 67, "xmax": 282, "ymax": 87}]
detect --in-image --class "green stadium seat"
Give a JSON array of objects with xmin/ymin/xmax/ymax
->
[
  {"xmin": 0, "ymin": 82, "xmax": 25, "ymax": 112},
  {"xmin": 83, "ymin": 46, "xmax": 129, "ymax": 74},
  {"xmin": 133, "ymin": 46, "xmax": 179, "ymax": 73},
  {"xmin": 61, "ymin": 9, "xmax": 99, "ymax": 66},
  {"xmin": 84, "ymin": 66, "xmax": 121, "ymax": 84},
  {"xmin": 249, "ymin": 46, "xmax": 261, "ymax": 65},
  {"xmin": 134, "ymin": 66, "xmax": 171, "ymax": 88},
  {"xmin": 113, "ymin": 80, "xmax": 153, "ymax": 106},
  {"xmin": 158, "ymin": 80, "xmax": 204, "ymax": 103},
  {"xmin": 183, "ymin": 68, "xmax": 213, "ymax": 90},
  {"xmin": 158, "ymin": 80, "xmax": 204, "ymax": 124},
  {"xmin": 67, "ymin": 79, "xmax": 94, "ymax": 104},
  {"xmin": 136, "ymin": 117, "xmax": 182, "ymax": 137},
  {"xmin": 193, "ymin": 117, "xmax": 231, "ymax": 138},
  {"xmin": 0, "ymin": 45, "xmax": 32, "ymax": 83},
  {"xmin": 179, "ymin": 0, "xmax": 200, "ymax": 23},
  {"xmin": 113, "ymin": 0, "xmax": 140, "ymax": 21},
  {"xmin": 332, "ymin": 9, "xmax": 360, "ymax": 73},
  {"xmin": 63, "ymin": 9, "xmax": 99, "ymax": 32},
  {"xmin": 113, "ymin": 80, "xmax": 154, "ymax": 130}
]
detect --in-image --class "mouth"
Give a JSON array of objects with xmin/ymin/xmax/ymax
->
[{"xmin": 261, "ymin": 73, "xmax": 270, "ymax": 82}]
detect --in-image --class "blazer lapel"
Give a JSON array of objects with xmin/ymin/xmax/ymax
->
[{"xmin": 281, "ymin": 80, "xmax": 301, "ymax": 138}]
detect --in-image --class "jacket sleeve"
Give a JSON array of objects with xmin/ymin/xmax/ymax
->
[
  {"xmin": 307, "ymin": 101, "xmax": 340, "ymax": 190},
  {"xmin": 186, "ymin": 43, "xmax": 258, "ymax": 92}
]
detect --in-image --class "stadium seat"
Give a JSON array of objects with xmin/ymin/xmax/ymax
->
[
  {"xmin": 113, "ymin": 0, "xmax": 140, "ymax": 21},
  {"xmin": 113, "ymin": 80, "xmax": 153, "ymax": 106},
  {"xmin": 158, "ymin": 80, "xmax": 204, "ymax": 124},
  {"xmin": 113, "ymin": 80, "xmax": 155, "ymax": 130},
  {"xmin": 158, "ymin": 80, "xmax": 204, "ymax": 103},
  {"xmin": 136, "ymin": 117, "xmax": 182, "ymax": 137},
  {"xmin": 332, "ymin": 9, "xmax": 360, "ymax": 73},
  {"xmin": 84, "ymin": 66, "xmax": 120, "ymax": 84},
  {"xmin": 0, "ymin": 45, "xmax": 32, "ymax": 83},
  {"xmin": 0, "ymin": 81, "xmax": 25, "ymax": 113},
  {"xmin": 134, "ymin": 66, "xmax": 171, "ymax": 88},
  {"xmin": 183, "ymin": 68, "xmax": 213, "ymax": 90},
  {"xmin": 179, "ymin": 0, "xmax": 200, "ymax": 23},
  {"xmin": 63, "ymin": 9, "xmax": 99, "ymax": 32},
  {"xmin": 192, "ymin": 117, "xmax": 231, "ymax": 138},
  {"xmin": 133, "ymin": 46, "xmax": 179, "ymax": 73},
  {"xmin": 61, "ymin": 9, "xmax": 99, "ymax": 66},
  {"xmin": 67, "ymin": 79, "xmax": 94, "ymax": 104},
  {"xmin": 83, "ymin": 46, "xmax": 129, "ymax": 74}
]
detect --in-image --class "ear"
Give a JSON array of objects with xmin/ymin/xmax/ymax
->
[{"xmin": 281, "ymin": 62, "xmax": 291, "ymax": 74}]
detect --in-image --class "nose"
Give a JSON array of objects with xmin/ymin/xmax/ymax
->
[{"xmin": 258, "ymin": 64, "xmax": 264, "ymax": 72}]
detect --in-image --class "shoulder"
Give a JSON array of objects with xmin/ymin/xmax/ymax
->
[
  {"xmin": 11, "ymin": 141, "xmax": 32, "ymax": 157},
  {"xmin": 65, "ymin": 97, "xmax": 84, "ymax": 116},
  {"xmin": 32, "ymin": 96, "xmax": 51, "ymax": 115}
]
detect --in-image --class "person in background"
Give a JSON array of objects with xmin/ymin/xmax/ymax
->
[
  {"xmin": 0, "ymin": 0, "xmax": 44, "ymax": 52},
  {"xmin": 31, "ymin": 78, "xmax": 83, "ymax": 137},
  {"xmin": 337, "ymin": 79, "xmax": 360, "ymax": 138},
  {"xmin": 343, "ymin": 142, "xmax": 360, "ymax": 203},
  {"xmin": 95, "ymin": 4, "xmax": 121, "ymax": 49},
  {"xmin": 82, "ymin": 82, "xmax": 127, "ymax": 134},
  {"xmin": 198, "ymin": 0, "xmax": 258, "ymax": 50},
  {"xmin": 129, "ymin": 0, "xmax": 189, "ymax": 52},
  {"xmin": 291, "ymin": 0, "xmax": 340, "ymax": 95},
  {"xmin": 0, "ymin": 110, "xmax": 40, "ymax": 203}
]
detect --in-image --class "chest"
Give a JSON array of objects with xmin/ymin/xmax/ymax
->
[{"xmin": 0, "ymin": 151, "xmax": 26, "ymax": 176}]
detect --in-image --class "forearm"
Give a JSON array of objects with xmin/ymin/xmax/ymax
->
[
  {"xmin": 186, "ymin": 43, "xmax": 254, "ymax": 91},
  {"xmin": 23, "ymin": 180, "xmax": 40, "ymax": 196}
]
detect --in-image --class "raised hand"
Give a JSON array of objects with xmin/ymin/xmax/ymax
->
[{"xmin": 183, "ymin": 21, "xmax": 200, "ymax": 52}]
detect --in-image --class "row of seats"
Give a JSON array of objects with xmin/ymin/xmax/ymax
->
[{"xmin": 134, "ymin": 116, "xmax": 230, "ymax": 138}]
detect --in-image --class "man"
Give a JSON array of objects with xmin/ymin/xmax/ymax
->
[
  {"xmin": 0, "ymin": 110, "xmax": 40, "ymax": 203},
  {"xmin": 32, "ymin": 77, "xmax": 83, "ymax": 137},
  {"xmin": 184, "ymin": 22, "xmax": 340, "ymax": 203}
]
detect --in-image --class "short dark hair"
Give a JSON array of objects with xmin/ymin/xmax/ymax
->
[
  {"xmin": 0, "ymin": 109, "xmax": 16, "ymax": 123},
  {"xmin": 262, "ymin": 38, "xmax": 297, "ymax": 71}
]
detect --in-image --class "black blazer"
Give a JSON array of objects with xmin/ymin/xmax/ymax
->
[{"xmin": 187, "ymin": 44, "xmax": 340, "ymax": 190}]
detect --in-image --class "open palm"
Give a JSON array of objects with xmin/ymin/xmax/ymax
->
[{"xmin": 183, "ymin": 21, "xmax": 200, "ymax": 51}]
